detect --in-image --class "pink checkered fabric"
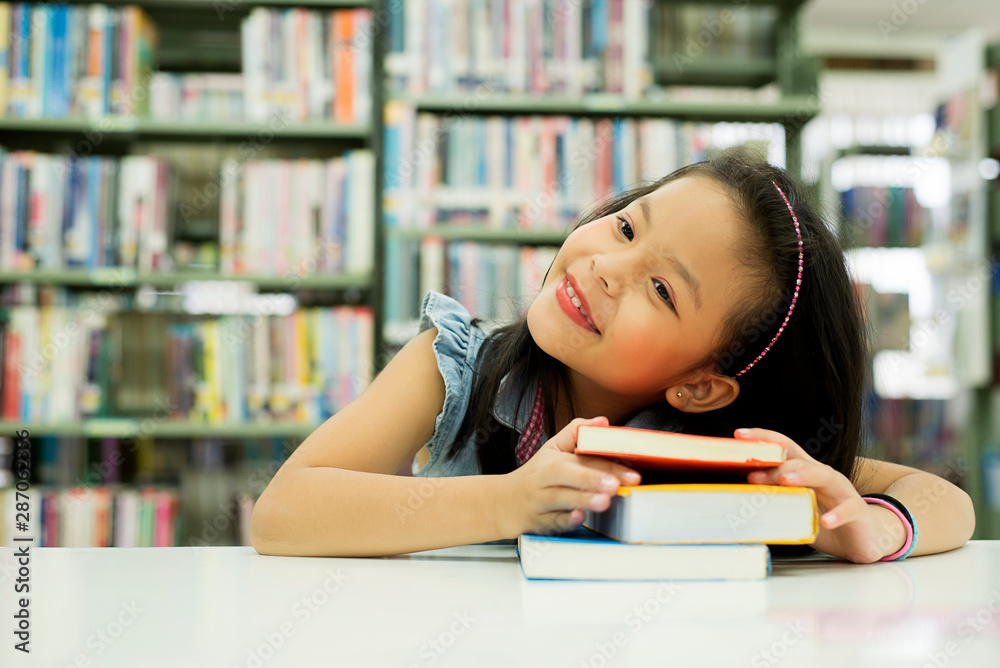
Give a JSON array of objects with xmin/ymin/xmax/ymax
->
[{"xmin": 514, "ymin": 380, "xmax": 546, "ymax": 466}]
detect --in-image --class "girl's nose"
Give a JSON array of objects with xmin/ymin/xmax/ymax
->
[
  {"xmin": 593, "ymin": 248, "xmax": 645, "ymax": 297},
  {"xmin": 592, "ymin": 252, "xmax": 624, "ymax": 295}
]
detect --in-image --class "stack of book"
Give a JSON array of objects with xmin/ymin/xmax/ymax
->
[{"xmin": 517, "ymin": 426, "xmax": 818, "ymax": 581}]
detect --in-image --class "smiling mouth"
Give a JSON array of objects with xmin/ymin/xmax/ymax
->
[{"xmin": 565, "ymin": 283, "xmax": 599, "ymax": 331}]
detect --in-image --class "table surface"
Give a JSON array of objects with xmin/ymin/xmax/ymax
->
[{"xmin": 2, "ymin": 541, "xmax": 999, "ymax": 668}]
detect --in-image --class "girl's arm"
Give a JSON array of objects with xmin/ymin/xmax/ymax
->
[
  {"xmin": 250, "ymin": 329, "xmax": 636, "ymax": 557},
  {"xmin": 852, "ymin": 456, "xmax": 976, "ymax": 557},
  {"xmin": 736, "ymin": 428, "xmax": 975, "ymax": 563},
  {"xmin": 249, "ymin": 327, "xmax": 509, "ymax": 557}
]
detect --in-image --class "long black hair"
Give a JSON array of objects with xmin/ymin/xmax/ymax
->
[{"xmin": 447, "ymin": 149, "xmax": 873, "ymax": 483}]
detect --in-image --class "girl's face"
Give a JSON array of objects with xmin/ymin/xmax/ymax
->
[{"xmin": 527, "ymin": 176, "xmax": 750, "ymax": 406}]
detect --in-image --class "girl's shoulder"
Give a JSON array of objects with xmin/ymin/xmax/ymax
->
[{"xmin": 418, "ymin": 291, "xmax": 489, "ymax": 371}]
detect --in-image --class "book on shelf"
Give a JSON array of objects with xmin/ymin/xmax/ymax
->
[
  {"xmin": 0, "ymin": 435, "xmax": 287, "ymax": 547},
  {"xmin": 157, "ymin": 306, "xmax": 375, "ymax": 424},
  {"xmin": 516, "ymin": 526, "xmax": 771, "ymax": 581},
  {"xmin": 840, "ymin": 186, "xmax": 928, "ymax": 248},
  {"xmin": 241, "ymin": 5, "xmax": 372, "ymax": 123},
  {"xmin": 1, "ymin": 2, "xmax": 373, "ymax": 123},
  {"xmin": 0, "ymin": 147, "xmax": 374, "ymax": 277},
  {"xmin": 0, "ymin": 484, "xmax": 180, "ymax": 548},
  {"xmin": 385, "ymin": 0, "xmax": 651, "ymax": 97},
  {"xmin": 219, "ymin": 151, "xmax": 375, "ymax": 276},
  {"xmin": 0, "ymin": 300, "xmax": 112, "ymax": 423},
  {"xmin": 575, "ymin": 425, "xmax": 786, "ymax": 473},
  {"xmin": 383, "ymin": 102, "xmax": 786, "ymax": 232},
  {"xmin": 582, "ymin": 483, "xmax": 818, "ymax": 545},
  {"xmin": 150, "ymin": 72, "xmax": 244, "ymax": 123},
  {"xmin": 0, "ymin": 286, "xmax": 374, "ymax": 424},
  {"xmin": 2, "ymin": 2, "xmax": 157, "ymax": 119},
  {"xmin": 0, "ymin": 149, "xmax": 170, "ymax": 272},
  {"xmin": 653, "ymin": 2, "xmax": 776, "ymax": 65}
]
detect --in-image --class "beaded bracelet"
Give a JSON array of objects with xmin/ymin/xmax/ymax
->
[{"xmin": 862, "ymin": 493, "xmax": 918, "ymax": 561}]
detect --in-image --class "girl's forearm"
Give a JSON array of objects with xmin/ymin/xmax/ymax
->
[
  {"xmin": 250, "ymin": 466, "xmax": 508, "ymax": 557},
  {"xmin": 883, "ymin": 472, "xmax": 976, "ymax": 556}
]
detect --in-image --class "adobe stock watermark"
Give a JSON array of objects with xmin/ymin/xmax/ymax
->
[
  {"xmin": 391, "ymin": 78, "xmax": 503, "ymax": 189},
  {"xmin": 19, "ymin": 275, "xmax": 132, "ymax": 381},
  {"xmin": 58, "ymin": 601, "xmax": 144, "ymax": 668},
  {"xmin": 921, "ymin": 588, "xmax": 1000, "ymax": 668},
  {"xmin": 883, "ymin": 257, "xmax": 993, "ymax": 372},
  {"xmin": 179, "ymin": 110, "xmax": 292, "ymax": 224},
  {"xmin": 233, "ymin": 569, "xmax": 351, "ymax": 668},
  {"xmin": 70, "ymin": 398, "xmax": 176, "ymax": 493},
  {"xmin": 405, "ymin": 611, "xmax": 477, "ymax": 668},
  {"xmin": 856, "ymin": 455, "xmax": 969, "ymax": 562},
  {"xmin": 394, "ymin": 418, "xmax": 504, "ymax": 523},
  {"xmin": 878, "ymin": 0, "xmax": 935, "ymax": 40},
  {"xmin": 671, "ymin": 0, "xmax": 755, "ymax": 73},
  {"xmin": 188, "ymin": 439, "xmax": 299, "ymax": 550},
  {"xmin": 577, "ymin": 581, "xmax": 683, "ymax": 668},
  {"xmin": 750, "ymin": 620, "xmax": 810, "ymax": 667}
]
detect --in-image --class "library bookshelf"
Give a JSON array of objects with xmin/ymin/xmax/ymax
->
[
  {"xmin": 0, "ymin": 0, "xmax": 385, "ymax": 546},
  {"xmin": 380, "ymin": 0, "xmax": 820, "ymax": 338}
]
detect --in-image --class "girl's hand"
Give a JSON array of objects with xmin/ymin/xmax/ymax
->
[
  {"xmin": 735, "ymin": 427, "xmax": 907, "ymax": 563},
  {"xmin": 495, "ymin": 416, "xmax": 642, "ymax": 538}
]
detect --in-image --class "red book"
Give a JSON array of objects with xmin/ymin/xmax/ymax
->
[{"xmin": 575, "ymin": 425, "xmax": 785, "ymax": 473}]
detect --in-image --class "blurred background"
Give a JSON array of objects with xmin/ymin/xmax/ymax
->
[{"xmin": 0, "ymin": 0, "xmax": 999, "ymax": 546}]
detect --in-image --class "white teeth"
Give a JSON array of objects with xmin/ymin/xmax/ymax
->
[{"xmin": 566, "ymin": 280, "xmax": 597, "ymax": 331}]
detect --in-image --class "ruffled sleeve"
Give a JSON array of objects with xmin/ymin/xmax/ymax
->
[{"xmin": 413, "ymin": 291, "xmax": 486, "ymax": 475}]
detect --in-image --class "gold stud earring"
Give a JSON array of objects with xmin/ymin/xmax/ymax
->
[{"xmin": 677, "ymin": 392, "xmax": 682, "ymax": 398}]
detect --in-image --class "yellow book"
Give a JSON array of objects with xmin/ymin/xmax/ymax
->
[
  {"xmin": 292, "ymin": 310, "xmax": 309, "ymax": 422},
  {"xmin": 0, "ymin": 3, "xmax": 10, "ymax": 115},
  {"xmin": 584, "ymin": 483, "xmax": 818, "ymax": 545}
]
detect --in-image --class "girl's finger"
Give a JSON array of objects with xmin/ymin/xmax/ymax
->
[
  {"xmin": 572, "ymin": 455, "xmax": 642, "ymax": 485},
  {"xmin": 538, "ymin": 509, "xmax": 586, "ymax": 535},
  {"xmin": 543, "ymin": 416, "xmax": 610, "ymax": 453},
  {"xmin": 819, "ymin": 497, "xmax": 865, "ymax": 530},
  {"xmin": 734, "ymin": 427, "xmax": 813, "ymax": 462},
  {"xmin": 538, "ymin": 486, "xmax": 613, "ymax": 514},
  {"xmin": 747, "ymin": 458, "xmax": 807, "ymax": 486},
  {"xmin": 546, "ymin": 460, "xmax": 637, "ymax": 494}
]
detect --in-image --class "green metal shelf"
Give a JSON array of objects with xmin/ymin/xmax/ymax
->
[
  {"xmin": 0, "ymin": 268, "xmax": 372, "ymax": 290},
  {"xmin": 385, "ymin": 226, "xmax": 569, "ymax": 245},
  {"xmin": 834, "ymin": 145, "xmax": 914, "ymax": 158},
  {"xmin": 0, "ymin": 117, "xmax": 370, "ymax": 140},
  {"xmin": 396, "ymin": 94, "xmax": 820, "ymax": 123},
  {"xmin": 652, "ymin": 56, "xmax": 778, "ymax": 88},
  {"xmin": 1, "ymin": 419, "xmax": 319, "ymax": 439}
]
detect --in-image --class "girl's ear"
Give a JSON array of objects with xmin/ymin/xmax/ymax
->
[{"xmin": 667, "ymin": 372, "xmax": 740, "ymax": 414}]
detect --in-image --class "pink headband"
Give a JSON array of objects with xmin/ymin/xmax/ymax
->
[{"xmin": 733, "ymin": 181, "xmax": 804, "ymax": 378}]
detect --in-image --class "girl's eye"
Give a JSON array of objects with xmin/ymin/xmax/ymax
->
[
  {"xmin": 654, "ymin": 279, "xmax": 676, "ymax": 312},
  {"xmin": 616, "ymin": 215, "xmax": 634, "ymax": 241}
]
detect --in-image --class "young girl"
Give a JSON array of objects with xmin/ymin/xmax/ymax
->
[{"xmin": 250, "ymin": 150, "xmax": 975, "ymax": 563}]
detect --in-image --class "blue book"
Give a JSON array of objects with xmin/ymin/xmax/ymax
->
[
  {"xmin": 517, "ymin": 526, "xmax": 771, "ymax": 581},
  {"xmin": 47, "ymin": 4, "xmax": 68, "ymax": 117}
]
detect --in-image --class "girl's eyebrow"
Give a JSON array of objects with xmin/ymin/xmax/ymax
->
[{"xmin": 635, "ymin": 196, "xmax": 703, "ymax": 312}]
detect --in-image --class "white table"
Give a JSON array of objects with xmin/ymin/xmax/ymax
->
[{"xmin": 2, "ymin": 541, "xmax": 999, "ymax": 668}]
